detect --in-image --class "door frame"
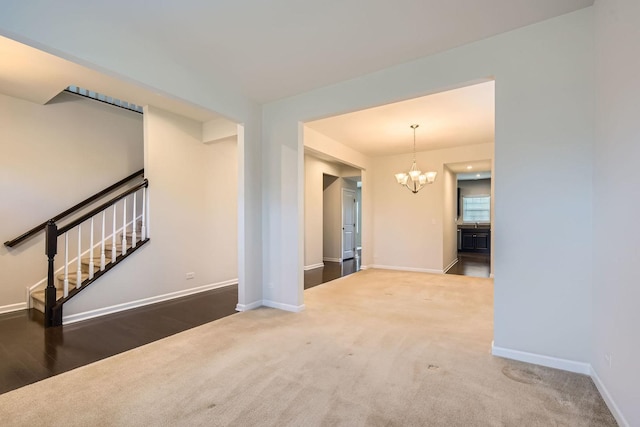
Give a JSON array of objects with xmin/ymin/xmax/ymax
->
[{"xmin": 341, "ymin": 188, "xmax": 356, "ymax": 261}]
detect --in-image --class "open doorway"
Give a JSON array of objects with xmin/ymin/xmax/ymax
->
[
  {"xmin": 444, "ymin": 160, "xmax": 493, "ymax": 278},
  {"xmin": 303, "ymin": 152, "xmax": 362, "ymax": 289}
]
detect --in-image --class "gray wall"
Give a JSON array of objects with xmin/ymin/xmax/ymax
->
[{"xmin": 592, "ymin": 0, "xmax": 640, "ymax": 425}]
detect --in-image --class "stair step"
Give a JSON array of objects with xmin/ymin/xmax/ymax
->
[
  {"xmin": 31, "ymin": 289, "xmax": 64, "ymax": 313},
  {"xmin": 55, "ymin": 271, "xmax": 89, "ymax": 289},
  {"xmin": 99, "ymin": 241, "xmax": 139, "ymax": 256},
  {"xmin": 80, "ymin": 257, "xmax": 103, "ymax": 274}
]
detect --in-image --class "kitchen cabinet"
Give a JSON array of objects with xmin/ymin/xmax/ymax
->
[{"xmin": 459, "ymin": 228, "xmax": 490, "ymax": 254}]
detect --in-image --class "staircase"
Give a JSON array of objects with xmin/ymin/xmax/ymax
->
[
  {"xmin": 4, "ymin": 170, "xmax": 150, "ymax": 327},
  {"xmin": 30, "ymin": 221, "xmax": 147, "ymax": 314}
]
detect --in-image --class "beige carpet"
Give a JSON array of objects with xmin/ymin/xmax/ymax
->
[{"xmin": 0, "ymin": 270, "xmax": 616, "ymax": 426}]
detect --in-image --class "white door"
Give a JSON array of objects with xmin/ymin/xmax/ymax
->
[{"xmin": 342, "ymin": 189, "xmax": 356, "ymax": 260}]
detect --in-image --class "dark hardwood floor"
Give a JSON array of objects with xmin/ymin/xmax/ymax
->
[
  {"xmin": 446, "ymin": 252, "xmax": 491, "ymax": 278},
  {"xmin": 304, "ymin": 255, "xmax": 360, "ymax": 289},
  {"xmin": 0, "ymin": 250, "xmax": 411, "ymax": 396},
  {"xmin": 0, "ymin": 285, "xmax": 238, "ymax": 395}
]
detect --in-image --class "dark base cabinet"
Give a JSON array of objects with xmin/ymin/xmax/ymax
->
[{"xmin": 460, "ymin": 229, "xmax": 490, "ymax": 254}]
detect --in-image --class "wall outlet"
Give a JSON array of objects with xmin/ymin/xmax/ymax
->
[
  {"xmin": 186, "ymin": 272, "xmax": 195, "ymax": 280},
  {"xmin": 604, "ymin": 353, "xmax": 612, "ymax": 368}
]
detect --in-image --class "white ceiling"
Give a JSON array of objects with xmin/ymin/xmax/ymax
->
[
  {"xmin": 0, "ymin": 0, "xmax": 593, "ymax": 103},
  {"xmin": 0, "ymin": 36, "xmax": 222, "ymax": 122},
  {"xmin": 306, "ymin": 81, "xmax": 495, "ymax": 157}
]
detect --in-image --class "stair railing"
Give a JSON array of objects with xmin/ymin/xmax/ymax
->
[
  {"xmin": 4, "ymin": 169, "xmax": 148, "ymax": 327},
  {"xmin": 4, "ymin": 169, "xmax": 144, "ymax": 248},
  {"xmin": 45, "ymin": 180, "xmax": 149, "ymax": 326}
]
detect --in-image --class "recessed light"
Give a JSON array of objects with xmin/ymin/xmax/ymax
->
[
  {"xmin": 476, "ymin": 174, "xmax": 481, "ymax": 177},
  {"xmin": 466, "ymin": 165, "xmax": 473, "ymax": 170}
]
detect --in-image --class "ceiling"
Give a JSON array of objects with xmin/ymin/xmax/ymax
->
[
  {"xmin": 0, "ymin": 0, "xmax": 593, "ymax": 104},
  {"xmin": 0, "ymin": 36, "xmax": 222, "ymax": 122},
  {"xmin": 306, "ymin": 81, "xmax": 495, "ymax": 157}
]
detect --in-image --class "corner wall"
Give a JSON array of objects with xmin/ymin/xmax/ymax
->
[
  {"xmin": 63, "ymin": 106, "xmax": 238, "ymax": 319},
  {"xmin": 371, "ymin": 143, "xmax": 493, "ymax": 272},
  {"xmin": 304, "ymin": 155, "xmax": 340, "ymax": 268},
  {"xmin": 592, "ymin": 0, "xmax": 640, "ymax": 425}
]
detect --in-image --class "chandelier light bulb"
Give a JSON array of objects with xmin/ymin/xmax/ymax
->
[{"xmin": 394, "ymin": 124, "xmax": 437, "ymax": 193}]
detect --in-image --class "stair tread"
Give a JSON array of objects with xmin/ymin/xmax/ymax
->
[
  {"xmin": 56, "ymin": 272, "xmax": 90, "ymax": 281},
  {"xmin": 31, "ymin": 289, "xmax": 65, "ymax": 303}
]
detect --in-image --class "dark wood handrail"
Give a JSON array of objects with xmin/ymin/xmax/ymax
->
[
  {"xmin": 4, "ymin": 169, "xmax": 144, "ymax": 248},
  {"xmin": 57, "ymin": 180, "xmax": 148, "ymax": 235}
]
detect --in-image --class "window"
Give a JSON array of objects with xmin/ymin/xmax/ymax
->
[{"xmin": 463, "ymin": 195, "xmax": 490, "ymax": 222}]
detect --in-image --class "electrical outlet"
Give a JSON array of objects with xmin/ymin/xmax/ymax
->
[
  {"xmin": 186, "ymin": 272, "xmax": 195, "ymax": 280},
  {"xmin": 604, "ymin": 353, "xmax": 612, "ymax": 368}
]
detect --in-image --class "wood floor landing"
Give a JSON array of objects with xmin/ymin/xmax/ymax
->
[
  {"xmin": 445, "ymin": 252, "xmax": 491, "ymax": 278},
  {"xmin": 1, "ymin": 254, "xmax": 364, "ymax": 395},
  {"xmin": 0, "ymin": 285, "xmax": 238, "ymax": 395}
]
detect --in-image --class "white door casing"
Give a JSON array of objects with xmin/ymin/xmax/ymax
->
[{"xmin": 342, "ymin": 189, "xmax": 356, "ymax": 260}]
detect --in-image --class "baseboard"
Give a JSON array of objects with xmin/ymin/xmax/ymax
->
[
  {"xmin": 360, "ymin": 265, "xmax": 369, "ymax": 270},
  {"xmin": 304, "ymin": 263, "xmax": 324, "ymax": 271},
  {"xmin": 262, "ymin": 300, "xmax": 305, "ymax": 312},
  {"xmin": 323, "ymin": 257, "xmax": 341, "ymax": 263},
  {"xmin": 236, "ymin": 300, "xmax": 262, "ymax": 311},
  {"xmin": 370, "ymin": 264, "xmax": 443, "ymax": 274},
  {"xmin": 62, "ymin": 279, "xmax": 237, "ymax": 325},
  {"xmin": 490, "ymin": 273, "xmax": 495, "ymax": 278},
  {"xmin": 591, "ymin": 367, "xmax": 630, "ymax": 427},
  {"xmin": 491, "ymin": 342, "xmax": 591, "ymax": 375},
  {"xmin": 443, "ymin": 258, "xmax": 459, "ymax": 273},
  {"xmin": 0, "ymin": 302, "xmax": 28, "ymax": 314}
]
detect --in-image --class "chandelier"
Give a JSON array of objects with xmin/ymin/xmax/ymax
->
[{"xmin": 394, "ymin": 124, "xmax": 437, "ymax": 193}]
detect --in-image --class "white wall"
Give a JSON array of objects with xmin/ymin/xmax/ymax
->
[
  {"xmin": 263, "ymin": 9, "xmax": 593, "ymax": 366},
  {"xmin": 304, "ymin": 155, "xmax": 341, "ymax": 268},
  {"xmin": 63, "ymin": 106, "xmax": 238, "ymax": 319},
  {"xmin": 371, "ymin": 143, "xmax": 493, "ymax": 273},
  {"xmin": 0, "ymin": 11, "xmax": 264, "ymax": 311},
  {"xmin": 442, "ymin": 166, "xmax": 457, "ymax": 271},
  {"xmin": 592, "ymin": 0, "xmax": 640, "ymax": 425},
  {"xmin": 0, "ymin": 92, "xmax": 143, "ymax": 311},
  {"xmin": 304, "ymin": 154, "xmax": 362, "ymax": 268}
]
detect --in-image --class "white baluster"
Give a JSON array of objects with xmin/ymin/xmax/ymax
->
[
  {"xmin": 63, "ymin": 232, "xmax": 69, "ymax": 298},
  {"xmin": 76, "ymin": 225, "xmax": 82, "ymax": 289},
  {"xmin": 141, "ymin": 187, "xmax": 147, "ymax": 240},
  {"xmin": 122, "ymin": 198, "xmax": 127, "ymax": 255},
  {"xmin": 132, "ymin": 193, "xmax": 137, "ymax": 248},
  {"xmin": 112, "ymin": 204, "xmax": 117, "ymax": 263},
  {"xmin": 100, "ymin": 211, "xmax": 106, "ymax": 271},
  {"xmin": 89, "ymin": 217, "xmax": 94, "ymax": 279}
]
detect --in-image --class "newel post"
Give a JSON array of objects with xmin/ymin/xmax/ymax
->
[{"xmin": 44, "ymin": 220, "xmax": 59, "ymax": 327}]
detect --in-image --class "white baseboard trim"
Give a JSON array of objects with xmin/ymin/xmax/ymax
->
[
  {"xmin": 443, "ymin": 258, "xmax": 459, "ymax": 273},
  {"xmin": 591, "ymin": 367, "xmax": 630, "ymax": 427},
  {"xmin": 360, "ymin": 265, "xmax": 369, "ymax": 270},
  {"xmin": 304, "ymin": 263, "xmax": 324, "ymax": 271},
  {"xmin": 62, "ymin": 279, "xmax": 237, "ymax": 325},
  {"xmin": 323, "ymin": 257, "xmax": 341, "ymax": 263},
  {"xmin": 491, "ymin": 342, "xmax": 591, "ymax": 375},
  {"xmin": 490, "ymin": 273, "xmax": 495, "ymax": 279},
  {"xmin": 370, "ymin": 264, "xmax": 443, "ymax": 274},
  {"xmin": 262, "ymin": 300, "xmax": 305, "ymax": 312},
  {"xmin": 236, "ymin": 300, "xmax": 262, "ymax": 311},
  {"xmin": 0, "ymin": 302, "xmax": 28, "ymax": 314}
]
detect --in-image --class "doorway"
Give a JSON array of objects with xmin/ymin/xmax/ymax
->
[{"xmin": 444, "ymin": 161, "xmax": 493, "ymax": 278}]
